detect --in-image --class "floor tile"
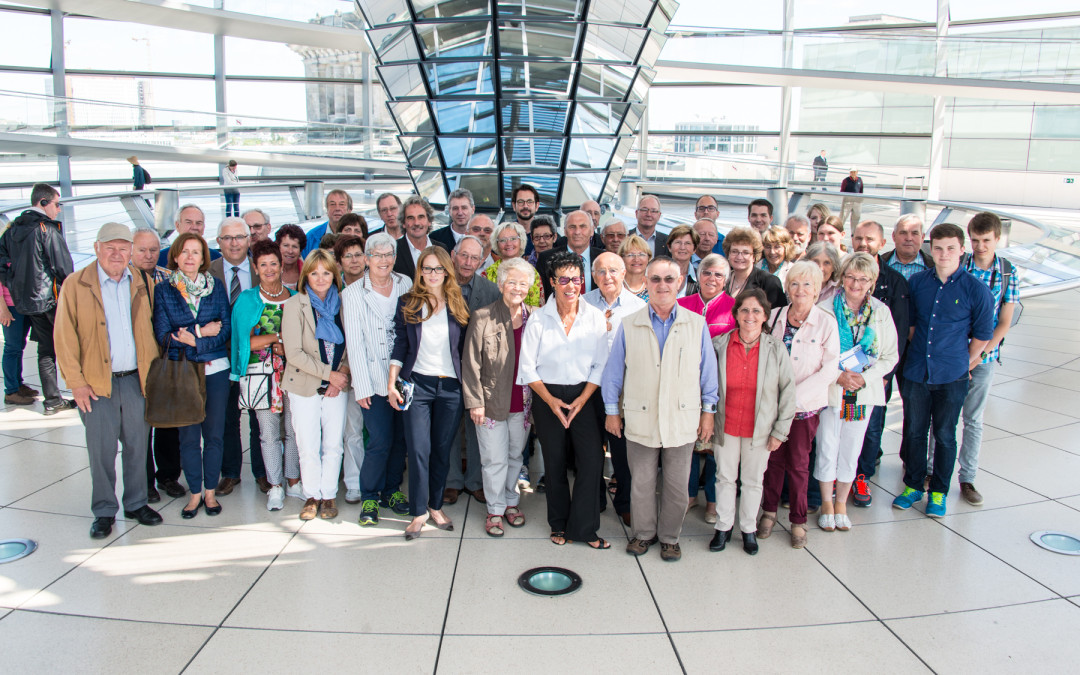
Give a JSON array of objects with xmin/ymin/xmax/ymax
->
[
  {"xmin": 999, "ymin": 345, "xmax": 1077, "ymax": 368},
  {"xmin": 1026, "ymin": 367, "xmax": 1080, "ymax": 393},
  {"xmin": 0, "ymin": 439, "xmax": 89, "ymax": 506},
  {"xmin": 0, "ymin": 406, "xmax": 81, "ymax": 438},
  {"xmin": 26, "ymin": 423, "xmax": 92, "ymax": 448},
  {"xmin": 0, "ymin": 610, "xmax": 213, "ymax": 674},
  {"xmin": 20, "ymin": 525, "xmax": 293, "ymax": 625},
  {"xmin": 1058, "ymin": 495, "xmax": 1080, "ymax": 512},
  {"xmin": 458, "ymin": 489, "xmax": 630, "ymax": 541},
  {"xmin": 978, "ymin": 436, "xmax": 1080, "ymax": 499},
  {"xmin": 0, "ymin": 434, "xmax": 23, "ymax": 450},
  {"xmin": 944, "ymin": 501, "xmax": 1080, "ymax": 596},
  {"xmin": 439, "ymin": 633, "xmax": 682, "ymax": 674},
  {"xmin": 887, "ymin": 600, "xmax": 1080, "ymax": 673},
  {"xmin": 673, "ymin": 622, "xmax": 928, "ymax": 673},
  {"xmin": 991, "ymin": 379, "xmax": 1080, "ymax": 419},
  {"xmin": 980, "ymin": 396, "xmax": 1076, "ymax": 435},
  {"xmin": 297, "ymin": 490, "xmax": 473, "ymax": 539},
  {"xmin": 808, "ymin": 518, "xmax": 1055, "ymax": 619},
  {"xmin": 1001, "ymin": 332, "xmax": 1080, "ymax": 356},
  {"xmin": 0, "ymin": 508, "xmax": 134, "ymax": 607},
  {"xmin": 9, "ymin": 465, "xmax": 173, "ymax": 522},
  {"xmin": 641, "ymin": 532, "xmax": 874, "ymax": 632},
  {"xmin": 443, "ymin": 536, "xmax": 667, "ymax": 635},
  {"xmin": 1026, "ymin": 422, "xmax": 1080, "ymax": 454},
  {"xmin": 188, "ymin": 628, "xmax": 439, "ymax": 673},
  {"xmin": 225, "ymin": 532, "xmax": 457, "ymax": 633}
]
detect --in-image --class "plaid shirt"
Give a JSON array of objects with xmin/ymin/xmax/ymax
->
[
  {"xmin": 966, "ymin": 255, "xmax": 1020, "ymax": 364},
  {"xmin": 886, "ymin": 254, "xmax": 928, "ymax": 281}
]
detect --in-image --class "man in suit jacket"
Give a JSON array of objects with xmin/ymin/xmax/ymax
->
[
  {"xmin": 537, "ymin": 210, "xmax": 605, "ymax": 298},
  {"xmin": 393, "ymin": 196, "xmax": 451, "ymax": 281},
  {"xmin": 209, "ymin": 217, "xmax": 266, "ymax": 496},
  {"xmin": 628, "ymin": 194, "xmax": 668, "ymax": 256},
  {"xmin": 157, "ymin": 204, "xmax": 221, "ymax": 267},
  {"xmin": 431, "ymin": 188, "xmax": 474, "ymax": 251}
]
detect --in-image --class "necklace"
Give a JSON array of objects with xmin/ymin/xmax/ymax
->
[
  {"xmin": 624, "ymin": 279, "xmax": 645, "ymax": 293},
  {"xmin": 738, "ymin": 330, "xmax": 762, "ymax": 347},
  {"xmin": 728, "ymin": 273, "xmax": 748, "ymax": 297},
  {"xmin": 259, "ymin": 283, "xmax": 286, "ymax": 299},
  {"xmin": 787, "ymin": 305, "xmax": 810, "ymax": 326},
  {"xmin": 369, "ymin": 276, "xmax": 393, "ymax": 290}
]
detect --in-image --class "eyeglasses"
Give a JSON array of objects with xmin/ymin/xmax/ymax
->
[
  {"xmin": 728, "ymin": 249, "xmax": 753, "ymax": 258},
  {"xmin": 700, "ymin": 270, "xmax": 725, "ymax": 279},
  {"xmin": 470, "ymin": 228, "xmax": 494, "ymax": 235},
  {"xmin": 844, "ymin": 274, "xmax": 872, "ymax": 285},
  {"xmin": 556, "ymin": 276, "xmax": 583, "ymax": 286},
  {"xmin": 218, "ymin": 235, "xmax": 249, "ymax": 244},
  {"xmin": 496, "ymin": 236, "xmax": 520, "ymax": 245},
  {"xmin": 249, "ymin": 222, "xmax": 269, "ymax": 229},
  {"xmin": 515, "ymin": 199, "xmax": 536, "ymax": 207},
  {"xmin": 695, "ymin": 205, "xmax": 718, "ymax": 213},
  {"xmin": 594, "ymin": 268, "xmax": 621, "ymax": 276},
  {"xmin": 342, "ymin": 253, "xmax": 365, "ymax": 261},
  {"xmin": 367, "ymin": 252, "xmax": 394, "ymax": 260},
  {"xmin": 455, "ymin": 253, "xmax": 482, "ymax": 263},
  {"xmin": 636, "ymin": 208, "xmax": 661, "ymax": 215},
  {"xmin": 533, "ymin": 233, "xmax": 555, "ymax": 241},
  {"xmin": 648, "ymin": 275, "xmax": 678, "ymax": 285},
  {"xmin": 503, "ymin": 280, "xmax": 531, "ymax": 289},
  {"xmin": 421, "ymin": 265, "xmax": 447, "ymax": 275}
]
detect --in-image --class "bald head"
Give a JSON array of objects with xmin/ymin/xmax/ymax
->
[
  {"xmin": 581, "ymin": 200, "xmax": 601, "ymax": 228},
  {"xmin": 593, "ymin": 251, "xmax": 626, "ymax": 299},
  {"xmin": 467, "ymin": 214, "xmax": 496, "ymax": 252}
]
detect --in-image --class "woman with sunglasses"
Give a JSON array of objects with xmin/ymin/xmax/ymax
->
[{"xmin": 518, "ymin": 251, "xmax": 610, "ymax": 549}]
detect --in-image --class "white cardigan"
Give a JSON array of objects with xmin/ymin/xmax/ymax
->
[
  {"xmin": 341, "ymin": 272, "xmax": 413, "ymax": 400},
  {"xmin": 821, "ymin": 295, "xmax": 899, "ymax": 409}
]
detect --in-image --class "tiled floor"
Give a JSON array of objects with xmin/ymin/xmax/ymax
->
[{"xmin": 3, "ymin": 292, "xmax": 1080, "ymax": 673}]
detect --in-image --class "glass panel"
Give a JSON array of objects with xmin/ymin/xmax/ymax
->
[
  {"xmin": 622, "ymin": 103, "xmax": 645, "ymax": 133},
  {"xmin": 500, "ymin": 101, "xmax": 570, "ymax": 133},
  {"xmin": 581, "ymin": 24, "xmax": 648, "ymax": 64},
  {"xmin": 401, "ymin": 135, "xmax": 442, "ymax": 168},
  {"xmin": 500, "ymin": 62, "xmax": 575, "ymax": 97},
  {"xmin": 502, "ymin": 138, "xmax": 565, "ymax": 168},
  {"xmin": 637, "ymin": 31, "xmax": 667, "ymax": 69},
  {"xmin": 439, "ymin": 137, "xmax": 498, "ymax": 168},
  {"xmin": 433, "ymin": 100, "xmax": 496, "ymax": 134},
  {"xmin": 502, "ymin": 174, "xmax": 558, "ymax": 208},
  {"xmin": 378, "ymin": 64, "xmax": 428, "ymax": 98},
  {"xmin": 609, "ymin": 136, "xmax": 637, "ymax": 169},
  {"xmin": 1029, "ymin": 140, "xmax": 1080, "ymax": 172},
  {"xmin": 879, "ymin": 138, "xmax": 931, "ymax": 166},
  {"xmin": 66, "ymin": 75, "xmax": 217, "ymax": 119},
  {"xmin": 498, "ymin": 22, "xmax": 579, "ymax": 58},
  {"xmin": 227, "ymin": 81, "xmax": 310, "ymax": 123},
  {"xmin": 426, "ymin": 62, "xmax": 494, "ymax": 96},
  {"xmin": 221, "ymin": 1, "xmax": 357, "ymax": 24},
  {"xmin": 368, "ymin": 25, "xmax": 421, "ymax": 63},
  {"xmin": 571, "ymin": 102, "xmax": 629, "ymax": 135},
  {"xmin": 566, "ymin": 138, "xmax": 616, "ymax": 170},
  {"xmin": 416, "ymin": 21, "xmax": 492, "ymax": 59},
  {"xmin": 413, "ymin": 0, "xmax": 490, "ymax": 19},
  {"xmin": 446, "ymin": 173, "xmax": 500, "ymax": 207},
  {"xmin": 388, "ymin": 101, "xmax": 434, "ymax": 134},
  {"xmin": 357, "ymin": 0, "xmax": 411, "ymax": 27},
  {"xmin": 1033, "ymin": 106, "xmax": 1080, "ymax": 139},
  {"xmin": 497, "ymin": 0, "xmax": 581, "ymax": 19},
  {"xmin": 63, "ymin": 18, "xmax": 215, "ymax": 74},
  {"xmin": 0, "ymin": 10, "xmax": 51, "ymax": 68},
  {"xmin": 629, "ymin": 67, "xmax": 655, "ymax": 101},
  {"xmin": 947, "ymin": 103, "xmax": 1034, "ymax": 139},
  {"xmin": 947, "ymin": 139, "xmax": 1030, "ymax": 170},
  {"xmin": 575, "ymin": 64, "xmax": 635, "ymax": 99},
  {"xmin": 410, "ymin": 169, "xmax": 447, "ymax": 204},
  {"xmin": 587, "ymin": 0, "xmax": 651, "ymax": 27},
  {"xmin": 647, "ymin": 4, "xmax": 674, "ymax": 34},
  {"xmin": 225, "ymin": 37, "xmax": 308, "ymax": 77},
  {"xmin": 600, "ymin": 167, "xmax": 624, "ymax": 204},
  {"xmin": 561, "ymin": 172, "xmax": 608, "ymax": 207}
]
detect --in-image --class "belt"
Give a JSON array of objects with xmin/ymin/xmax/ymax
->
[{"xmin": 113, "ymin": 369, "xmax": 139, "ymax": 378}]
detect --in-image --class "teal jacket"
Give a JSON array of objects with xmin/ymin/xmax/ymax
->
[{"xmin": 230, "ymin": 286, "xmax": 295, "ymax": 381}]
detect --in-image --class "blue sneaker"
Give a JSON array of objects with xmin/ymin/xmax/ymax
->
[
  {"xmin": 925, "ymin": 492, "xmax": 947, "ymax": 518},
  {"xmin": 892, "ymin": 487, "xmax": 924, "ymax": 510}
]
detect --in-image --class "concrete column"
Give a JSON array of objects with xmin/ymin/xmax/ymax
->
[
  {"xmin": 777, "ymin": 0, "xmax": 795, "ymax": 185},
  {"xmin": 767, "ymin": 187, "xmax": 788, "ymax": 226},
  {"xmin": 304, "ymin": 181, "xmax": 325, "ymax": 220},
  {"xmin": 900, "ymin": 199, "xmax": 927, "ymax": 223},
  {"xmin": 154, "ymin": 189, "xmax": 180, "ymax": 236},
  {"xmin": 928, "ymin": 0, "xmax": 950, "ymax": 201},
  {"xmin": 50, "ymin": 10, "xmax": 73, "ymax": 205}
]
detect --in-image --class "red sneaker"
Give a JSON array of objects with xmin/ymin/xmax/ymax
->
[{"xmin": 852, "ymin": 474, "xmax": 872, "ymax": 507}]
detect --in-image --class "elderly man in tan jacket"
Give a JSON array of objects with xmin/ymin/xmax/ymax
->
[
  {"xmin": 55, "ymin": 222, "xmax": 163, "ymax": 539},
  {"xmin": 601, "ymin": 257, "xmax": 719, "ymax": 562}
]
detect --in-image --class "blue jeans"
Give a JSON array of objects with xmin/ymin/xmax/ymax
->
[
  {"xmin": 402, "ymin": 374, "xmax": 464, "ymax": 517},
  {"xmin": 179, "ymin": 370, "xmax": 230, "ymax": 493},
  {"xmin": 901, "ymin": 376, "xmax": 969, "ymax": 495},
  {"xmin": 857, "ymin": 375, "xmax": 893, "ymax": 478},
  {"xmin": 224, "ymin": 191, "xmax": 240, "ymax": 217},
  {"xmin": 958, "ymin": 362, "xmax": 996, "ymax": 484},
  {"xmin": 359, "ymin": 393, "xmax": 407, "ymax": 502},
  {"xmin": 2, "ymin": 303, "xmax": 29, "ymax": 395},
  {"xmin": 688, "ymin": 452, "xmax": 717, "ymax": 503}
]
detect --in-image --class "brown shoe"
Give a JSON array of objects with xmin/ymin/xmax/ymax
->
[
  {"xmin": 216, "ymin": 477, "xmax": 241, "ymax": 495},
  {"xmin": 4, "ymin": 391, "xmax": 34, "ymax": 406},
  {"xmin": 256, "ymin": 476, "xmax": 272, "ymax": 494},
  {"xmin": 626, "ymin": 536, "xmax": 658, "ymax": 556},
  {"xmin": 960, "ymin": 482, "xmax": 983, "ymax": 506},
  {"xmin": 469, "ymin": 487, "xmax": 487, "ymax": 504},
  {"xmin": 443, "ymin": 488, "xmax": 460, "ymax": 505},
  {"xmin": 619, "ymin": 512, "xmax": 632, "ymax": 527},
  {"xmin": 790, "ymin": 523, "xmax": 807, "ymax": 549},
  {"xmin": 660, "ymin": 542, "xmax": 682, "ymax": 562},
  {"xmin": 757, "ymin": 511, "xmax": 777, "ymax": 539},
  {"xmin": 319, "ymin": 498, "xmax": 338, "ymax": 519},
  {"xmin": 299, "ymin": 498, "xmax": 319, "ymax": 520},
  {"xmin": 17, "ymin": 384, "xmax": 39, "ymax": 398}
]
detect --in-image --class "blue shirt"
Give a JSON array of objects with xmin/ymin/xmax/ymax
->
[
  {"xmin": 965, "ymin": 254, "xmax": 1020, "ymax": 364},
  {"xmin": 601, "ymin": 305, "xmax": 719, "ymax": 415},
  {"xmin": 584, "ymin": 287, "xmax": 647, "ymax": 353},
  {"xmin": 886, "ymin": 252, "xmax": 928, "ymax": 281},
  {"xmin": 97, "ymin": 263, "xmax": 138, "ymax": 372},
  {"xmin": 904, "ymin": 266, "xmax": 995, "ymax": 385},
  {"xmin": 301, "ymin": 221, "xmax": 329, "ymax": 259}
]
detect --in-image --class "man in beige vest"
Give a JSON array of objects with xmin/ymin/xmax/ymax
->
[{"xmin": 601, "ymin": 257, "xmax": 718, "ymax": 561}]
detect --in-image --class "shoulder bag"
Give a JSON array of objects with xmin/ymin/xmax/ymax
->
[{"xmin": 144, "ymin": 334, "xmax": 207, "ymax": 428}]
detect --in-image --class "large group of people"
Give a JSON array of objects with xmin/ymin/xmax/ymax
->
[{"xmin": 0, "ymin": 182, "xmax": 1018, "ymax": 561}]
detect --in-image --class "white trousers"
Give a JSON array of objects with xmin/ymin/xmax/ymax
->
[
  {"xmin": 714, "ymin": 434, "xmax": 770, "ymax": 534},
  {"xmin": 288, "ymin": 391, "xmax": 347, "ymax": 500},
  {"xmin": 814, "ymin": 406, "xmax": 870, "ymax": 484},
  {"xmin": 475, "ymin": 413, "xmax": 529, "ymax": 515}
]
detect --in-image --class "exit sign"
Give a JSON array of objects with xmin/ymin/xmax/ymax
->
[{"xmin": 1067, "ymin": 178, "xmax": 1076, "ymax": 184}]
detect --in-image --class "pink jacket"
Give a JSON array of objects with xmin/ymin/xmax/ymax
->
[{"xmin": 769, "ymin": 303, "xmax": 840, "ymax": 413}]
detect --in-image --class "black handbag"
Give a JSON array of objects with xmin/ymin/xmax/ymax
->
[{"xmin": 144, "ymin": 335, "xmax": 207, "ymax": 428}]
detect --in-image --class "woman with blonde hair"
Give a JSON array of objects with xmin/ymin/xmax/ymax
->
[
  {"xmin": 388, "ymin": 246, "xmax": 470, "ymax": 540},
  {"xmin": 807, "ymin": 202, "xmax": 831, "ymax": 236},
  {"xmin": 758, "ymin": 227, "xmax": 797, "ymax": 285},
  {"xmin": 618, "ymin": 234, "xmax": 652, "ymax": 301}
]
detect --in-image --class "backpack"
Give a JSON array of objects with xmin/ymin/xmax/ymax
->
[
  {"xmin": 142, "ymin": 167, "xmax": 152, "ymax": 185},
  {"xmin": 962, "ymin": 252, "xmax": 1023, "ymax": 330}
]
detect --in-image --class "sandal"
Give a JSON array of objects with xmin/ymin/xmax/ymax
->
[
  {"xmin": 504, "ymin": 506, "xmax": 525, "ymax": 527},
  {"xmin": 757, "ymin": 511, "xmax": 777, "ymax": 539},
  {"xmin": 586, "ymin": 537, "xmax": 611, "ymax": 550},
  {"xmin": 485, "ymin": 514, "xmax": 505, "ymax": 537},
  {"xmin": 550, "ymin": 531, "xmax": 566, "ymax": 546},
  {"xmin": 607, "ymin": 479, "xmax": 618, "ymax": 496}
]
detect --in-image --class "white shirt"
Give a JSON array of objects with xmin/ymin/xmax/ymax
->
[
  {"xmin": 477, "ymin": 253, "xmax": 495, "ymax": 276},
  {"xmin": 584, "ymin": 287, "xmax": 646, "ymax": 354},
  {"xmin": 412, "ymin": 306, "xmax": 455, "ymax": 378},
  {"xmin": 407, "ymin": 236, "xmax": 432, "ymax": 267},
  {"xmin": 451, "ymin": 227, "xmax": 466, "ymax": 243},
  {"xmin": 223, "ymin": 257, "xmax": 252, "ymax": 303},
  {"xmin": 517, "ymin": 295, "xmax": 609, "ymax": 386}
]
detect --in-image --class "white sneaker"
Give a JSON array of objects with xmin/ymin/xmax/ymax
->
[
  {"xmin": 266, "ymin": 485, "xmax": 285, "ymax": 511},
  {"xmin": 285, "ymin": 482, "xmax": 304, "ymax": 500},
  {"xmin": 345, "ymin": 488, "xmax": 362, "ymax": 504}
]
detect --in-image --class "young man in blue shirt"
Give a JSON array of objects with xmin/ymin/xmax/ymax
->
[{"xmin": 894, "ymin": 223, "xmax": 995, "ymax": 518}]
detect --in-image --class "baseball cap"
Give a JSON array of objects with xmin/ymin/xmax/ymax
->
[{"xmin": 96, "ymin": 222, "xmax": 134, "ymax": 243}]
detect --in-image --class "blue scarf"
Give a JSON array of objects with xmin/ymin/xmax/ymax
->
[{"xmin": 309, "ymin": 284, "xmax": 344, "ymax": 345}]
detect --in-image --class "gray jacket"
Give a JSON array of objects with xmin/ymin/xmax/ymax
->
[
  {"xmin": 461, "ymin": 299, "xmax": 529, "ymax": 421},
  {"xmin": 713, "ymin": 331, "xmax": 796, "ymax": 450},
  {"xmin": 461, "ymin": 274, "xmax": 500, "ymax": 312}
]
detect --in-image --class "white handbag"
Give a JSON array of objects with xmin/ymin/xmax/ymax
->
[{"xmin": 238, "ymin": 359, "xmax": 274, "ymax": 410}]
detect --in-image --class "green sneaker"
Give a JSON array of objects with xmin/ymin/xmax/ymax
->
[
  {"xmin": 358, "ymin": 500, "xmax": 379, "ymax": 526},
  {"xmin": 892, "ymin": 486, "xmax": 924, "ymax": 510},
  {"xmin": 385, "ymin": 491, "xmax": 410, "ymax": 516},
  {"xmin": 926, "ymin": 492, "xmax": 947, "ymax": 518}
]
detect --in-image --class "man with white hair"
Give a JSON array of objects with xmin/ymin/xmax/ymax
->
[
  {"xmin": 157, "ymin": 204, "xmax": 221, "ymax": 267},
  {"xmin": 537, "ymin": 210, "xmax": 605, "ymax": 296},
  {"xmin": 243, "ymin": 208, "xmax": 272, "ymax": 243},
  {"xmin": 628, "ymin": 195, "xmax": 667, "ymax": 255},
  {"xmin": 784, "ymin": 214, "xmax": 812, "ymax": 260}
]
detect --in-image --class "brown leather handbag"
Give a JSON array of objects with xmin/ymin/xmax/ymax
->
[{"xmin": 144, "ymin": 335, "xmax": 207, "ymax": 428}]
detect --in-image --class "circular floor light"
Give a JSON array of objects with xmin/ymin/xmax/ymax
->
[
  {"xmin": 1030, "ymin": 531, "xmax": 1080, "ymax": 556},
  {"xmin": 0, "ymin": 539, "xmax": 37, "ymax": 564},
  {"xmin": 518, "ymin": 567, "xmax": 582, "ymax": 596}
]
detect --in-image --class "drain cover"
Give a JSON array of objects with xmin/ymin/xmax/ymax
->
[
  {"xmin": 1030, "ymin": 531, "xmax": 1080, "ymax": 556},
  {"xmin": 0, "ymin": 539, "xmax": 37, "ymax": 564},
  {"xmin": 518, "ymin": 567, "xmax": 582, "ymax": 596}
]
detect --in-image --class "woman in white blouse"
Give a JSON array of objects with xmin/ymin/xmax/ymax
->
[
  {"xmin": 518, "ymin": 251, "xmax": 610, "ymax": 549},
  {"xmin": 341, "ymin": 232, "xmax": 413, "ymax": 528}
]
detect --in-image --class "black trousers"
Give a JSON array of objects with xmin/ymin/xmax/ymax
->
[
  {"xmin": 26, "ymin": 308, "xmax": 61, "ymax": 404},
  {"xmin": 593, "ymin": 390, "xmax": 630, "ymax": 515},
  {"xmin": 220, "ymin": 380, "xmax": 264, "ymax": 480},
  {"xmin": 146, "ymin": 427, "xmax": 182, "ymax": 485},
  {"xmin": 533, "ymin": 382, "xmax": 604, "ymax": 542}
]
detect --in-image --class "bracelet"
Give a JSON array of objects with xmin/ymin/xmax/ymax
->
[{"xmin": 194, "ymin": 324, "xmax": 202, "ymax": 338}]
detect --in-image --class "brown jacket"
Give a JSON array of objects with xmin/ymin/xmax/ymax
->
[
  {"xmin": 461, "ymin": 299, "xmax": 529, "ymax": 421},
  {"xmin": 281, "ymin": 291, "xmax": 350, "ymax": 397},
  {"xmin": 54, "ymin": 262, "xmax": 158, "ymax": 397}
]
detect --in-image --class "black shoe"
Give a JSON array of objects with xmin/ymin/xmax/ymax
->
[
  {"xmin": 536, "ymin": 476, "xmax": 546, "ymax": 493},
  {"xmin": 42, "ymin": 399, "xmax": 77, "ymax": 416},
  {"xmin": 181, "ymin": 498, "xmax": 203, "ymax": 519},
  {"xmin": 124, "ymin": 505, "xmax": 163, "ymax": 525},
  {"xmin": 147, "ymin": 486, "xmax": 161, "ymax": 504},
  {"xmin": 158, "ymin": 480, "xmax": 187, "ymax": 498},
  {"xmin": 742, "ymin": 531, "xmax": 759, "ymax": 555},
  {"xmin": 204, "ymin": 499, "xmax": 222, "ymax": 516},
  {"xmin": 709, "ymin": 529, "xmax": 732, "ymax": 552},
  {"xmin": 90, "ymin": 516, "xmax": 114, "ymax": 539}
]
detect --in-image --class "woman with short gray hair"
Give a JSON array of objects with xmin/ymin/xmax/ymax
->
[
  {"xmin": 486, "ymin": 222, "xmax": 541, "ymax": 306},
  {"xmin": 806, "ymin": 241, "xmax": 842, "ymax": 304}
]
